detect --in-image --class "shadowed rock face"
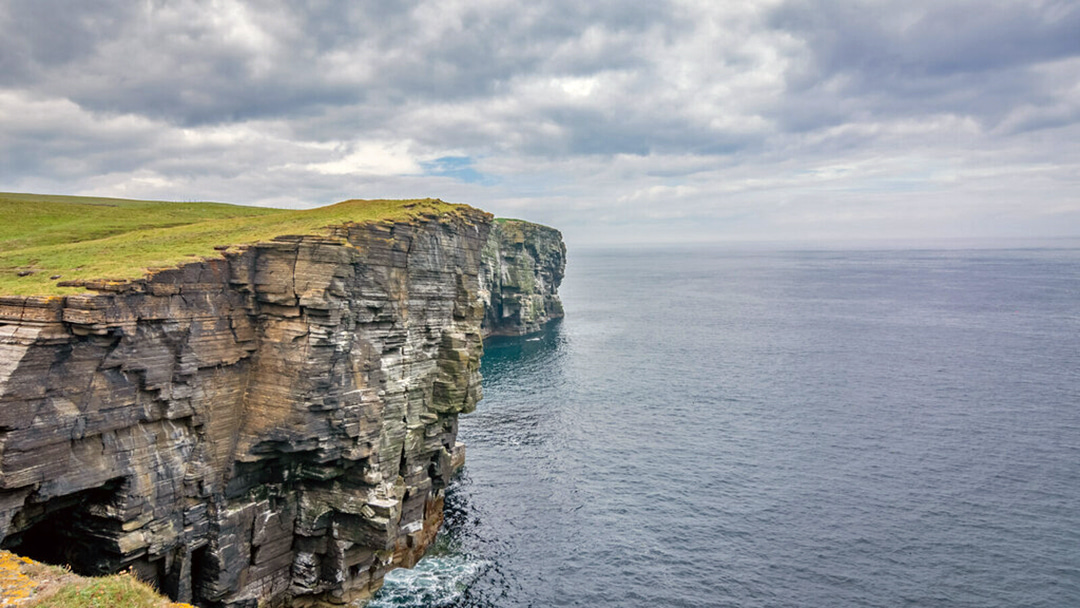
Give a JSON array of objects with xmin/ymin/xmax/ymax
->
[
  {"xmin": 480, "ymin": 220, "xmax": 566, "ymax": 337},
  {"xmin": 0, "ymin": 210, "xmax": 494, "ymax": 607}
]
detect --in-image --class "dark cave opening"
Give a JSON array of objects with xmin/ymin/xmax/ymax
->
[
  {"xmin": 0, "ymin": 478, "xmax": 125, "ymax": 576},
  {"xmin": 190, "ymin": 544, "xmax": 216, "ymax": 606}
]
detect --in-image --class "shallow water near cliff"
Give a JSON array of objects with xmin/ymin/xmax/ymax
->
[{"xmin": 370, "ymin": 243, "xmax": 1080, "ymax": 608}]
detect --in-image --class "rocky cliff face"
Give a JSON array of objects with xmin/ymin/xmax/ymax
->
[
  {"xmin": 479, "ymin": 220, "xmax": 565, "ymax": 337},
  {"xmin": 0, "ymin": 209, "xmax": 493, "ymax": 607}
]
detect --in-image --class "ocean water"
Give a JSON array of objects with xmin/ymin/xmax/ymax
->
[{"xmin": 371, "ymin": 245, "xmax": 1080, "ymax": 608}]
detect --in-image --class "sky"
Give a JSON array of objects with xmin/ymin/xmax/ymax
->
[{"xmin": 1, "ymin": 0, "xmax": 1078, "ymax": 246}]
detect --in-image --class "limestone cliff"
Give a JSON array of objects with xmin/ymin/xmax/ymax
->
[
  {"xmin": 479, "ymin": 220, "xmax": 565, "ymax": 337},
  {"xmin": 0, "ymin": 209, "xmax": 492, "ymax": 607}
]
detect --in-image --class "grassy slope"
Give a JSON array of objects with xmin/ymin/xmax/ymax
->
[
  {"xmin": 0, "ymin": 550, "xmax": 191, "ymax": 608},
  {"xmin": 0, "ymin": 193, "xmax": 463, "ymax": 296}
]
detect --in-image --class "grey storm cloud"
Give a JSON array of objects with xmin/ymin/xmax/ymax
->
[
  {"xmin": 768, "ymin": 0, "xmax": 1080, "ymax": 131},
  {"xmin": 1, "ymin": 0, "xmax": 672, "ymax": 127},
  {"xmin": 1, "ymin": 0, "xmax": 1078, "ymax": 244}
]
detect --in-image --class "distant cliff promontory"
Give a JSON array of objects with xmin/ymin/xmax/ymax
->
[
  {"xmin": 0, "ymin": 194, "xmax": 564, "ymax": 607},
  {"xmin": 480, "ymin": 219, "xmax": 566, "ymax": 337}
]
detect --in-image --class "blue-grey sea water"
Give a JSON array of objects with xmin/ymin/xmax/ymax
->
[{"xmin": 371, "ymin": 244, "xmax": 1080, "ymax": 608}]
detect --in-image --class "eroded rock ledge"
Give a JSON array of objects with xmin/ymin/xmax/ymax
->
[{"xmin": 0, "ymin": 207, "xmax": 565, "ymax": 607}]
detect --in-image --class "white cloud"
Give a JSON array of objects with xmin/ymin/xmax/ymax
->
[
  {"xmin": 302, "ymin": 142, "xmax": 425, "ymax": 176},
  {"xmin": 0, "ymin": 0, "xmax": 1077, "ymax": 244}
]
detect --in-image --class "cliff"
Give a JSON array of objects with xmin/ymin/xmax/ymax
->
[
  {"xmin": 479, "ymin": 219, "xmax": 565, "ymax": 337},
  {"xmin": 0, "ymin": 197, "xmax": 565, "ymax": 607}
]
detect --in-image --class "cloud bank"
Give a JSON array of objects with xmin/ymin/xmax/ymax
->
[{"xmin": 2, "ymin": 0, "xmax": 1078, "ymax": 244}]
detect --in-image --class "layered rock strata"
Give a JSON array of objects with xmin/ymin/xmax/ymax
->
[
  {"xmin": 479, "ymin": 220, "xmax": 565, "ymax": 337},
  {"xmin": 0, "ymin": 208, "xmax": 491, "ymax": 607}
]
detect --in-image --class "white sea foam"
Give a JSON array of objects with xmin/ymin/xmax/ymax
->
[{"xmin": 364, "ymin": 555, "xmax": 491, "ymax": 607}]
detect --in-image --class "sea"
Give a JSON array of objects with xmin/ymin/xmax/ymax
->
[{"xmin": 369, "ymin": 242, "xmax": 1080, "ymax": 608}]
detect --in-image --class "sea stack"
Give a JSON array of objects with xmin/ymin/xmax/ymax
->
[{"xmin": 480, "ymin": 219, "xmax": 566, "ymax": 337}]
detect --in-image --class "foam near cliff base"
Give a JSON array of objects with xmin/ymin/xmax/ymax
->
[{"xmin": 367, "ymin": 555, "xmax": 492, "ymax": 607}]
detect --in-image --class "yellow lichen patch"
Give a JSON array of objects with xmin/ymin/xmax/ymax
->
[
  {"xmin": 0, "ymin": 550, "xmax": 67, "ymax": 606},
  {"xmin": 0, "ymin": 550, "xmax": 36, "ymax": 605}
]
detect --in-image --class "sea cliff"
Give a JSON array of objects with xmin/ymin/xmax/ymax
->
[
  {"xmin": 480, "ymin": 220, "xmax": 565, "ymax": 337},
  {"xmin": 0, "ymin": 199, "xmax": 564, "ymax": 607}
]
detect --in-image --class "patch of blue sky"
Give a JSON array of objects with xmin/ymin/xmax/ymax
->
[{"xmin": 422, "ymin": 156, "xmax": 499, "ymax": 186}]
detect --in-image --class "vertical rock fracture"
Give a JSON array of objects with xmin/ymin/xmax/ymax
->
[{"xmin": 0, "ymin": 208, "xmax": 568, "ymax": 607}]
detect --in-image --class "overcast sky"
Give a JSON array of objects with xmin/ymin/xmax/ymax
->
[{"xmin": 2, "ymin": 0, "xmax": 1078, "ymax": 245}]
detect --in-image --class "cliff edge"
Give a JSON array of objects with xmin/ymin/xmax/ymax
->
[{"xmin": 0, "ymin": 196, "xmax": 563, "ymax": 607}]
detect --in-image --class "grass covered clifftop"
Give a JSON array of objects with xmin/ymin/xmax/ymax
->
[
  {"xmin": 0, "ymin": 193, "xmax": 469, "ymax": 296},
  {"xmin": 0, "ymin": 550, "xmax": 191, "ymax": 607}
]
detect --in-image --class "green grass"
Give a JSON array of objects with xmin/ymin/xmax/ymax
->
[
  {"xmin": 0, "ymin": 193, "xmax": 466, "ymax": 296},
  {"xmin": 0, "ymin": 193, "xmax": 280, "ymax": 252},
  {"xmin": 26, "ymin": 572, "xmax": 191, "ymax": 608}
]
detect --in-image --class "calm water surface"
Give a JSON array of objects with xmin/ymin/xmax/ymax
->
[{"xmin": 371, "ymin": 246, "xmax": 1080, "ymax": 607}]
